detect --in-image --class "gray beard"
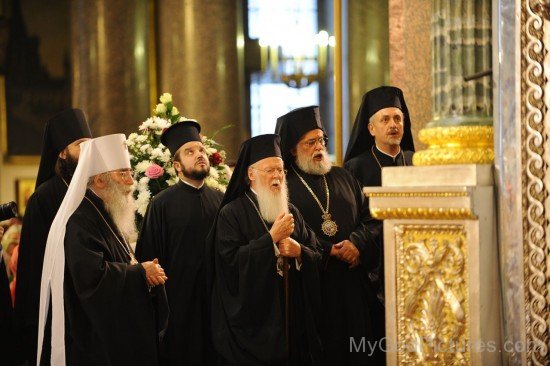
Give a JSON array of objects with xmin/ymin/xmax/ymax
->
[
  {"xmin": 295, "ymin": 150, "xmax": 332, "ymax": 175},
  {"xmin": 102, "ymin": 179, "xmax": 138, "ymax": 244},
  {"xmin": 255, "ymin": 182, "xmax": 290, "ymax": 223}
]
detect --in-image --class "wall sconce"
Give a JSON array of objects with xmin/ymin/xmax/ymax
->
[{"xmin": 258, "ymin": 30, "xmax": 335, "ymax": 88}]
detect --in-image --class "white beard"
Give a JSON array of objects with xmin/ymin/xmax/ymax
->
[
  {"xmin": 295, "ymin": 149, "xmax": 332, "ymax": 175},
  {"xmin": 255, "ymin": 180, "xmax": 290, "ymax": 223},
  {"xmin": 102, "ymin": 178, "xmax": 138, "ymax": 244}
]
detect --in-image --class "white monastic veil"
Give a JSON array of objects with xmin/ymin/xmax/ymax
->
[{"xmin": 36, "ymin": 134, "xmax": 131, "ymax": 366}]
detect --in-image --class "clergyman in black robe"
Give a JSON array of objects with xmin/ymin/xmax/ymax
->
[
  {"xmin": 36, "ymin": 134, "xmax": 167, "ymax": 365},
  {"xmin": 64, "ymin": 189, "xmax": 163, "ymax": 365},
  {"xmin": 275, "ymin": 106, "xmax": 381, "ymax": 365},
  {"xmin": 343, "ymin": 86, "xmax": 415, "ymax": 361},
  {"xmin": 207, "ymin": 134, "xmax": 323, "ymax": 366},
  {"xmin": 14, "ymin": 109, "xmax": 92, "ymax": 365},
  {"xmin": 344, "ymin": 86, "xmax": 415, "ymax": 187},
  {"xmin": 136, "ymin": 121, "xmax": 223, "ymax": 365}
]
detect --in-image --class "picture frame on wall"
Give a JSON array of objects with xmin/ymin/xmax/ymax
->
[
  {"xmin": 15, "ymin": 178, "xmax": 35, "ymax": 216},
  {"xmin": 0, "ymin": 0, "xmax": 71, "ymax": 164}
]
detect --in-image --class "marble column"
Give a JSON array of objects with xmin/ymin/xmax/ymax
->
[
  {"xmin": 413, "ymin": 0, "xmax": 494, "ymax": 165},
  {"xmin": 156, "ymin": 0, "xmax": 244, "ymax": 160},
  {"xmin": 71, "ymin": 0, "xmax": 152, "ymax": 137},
  {"xmin": 388, "ymin": 0, "xmax": 432, "ymax": 151},
  {"xmin": 347, "ymin": 0, "xmax": 389, "ymax": 130}
]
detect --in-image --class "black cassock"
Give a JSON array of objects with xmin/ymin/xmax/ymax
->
[
  {"xmin": 210, "ymin": 191, "xmax": 323, "ymax": 366},
  {"xmin": 136, "ymin": 181, "xmax": 223, "ymax": 365},
  {"xmin": 0, "ymin": 247, "xmax": 17, "ymax": 366},
  {"xmin": 15, "ymin": 175, "xmax": 68, "ymax": 365},
  {"xmin": 286, "ymin": 165, "xmax": 380, "ymax": 366},
  {"xmin": 64, "ymin": 191, "xmax": 160, "ymax": 366},
  {"xmin": 344, "ymin": 147, "xmax": 413, "ymax": 188},
  {"xmin": 344, "ymin": 147, "xmax": 414, "ymax": 351}
]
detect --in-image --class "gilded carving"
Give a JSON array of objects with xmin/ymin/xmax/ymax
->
[
  {"xmin": 395, "ymin": 224, "xmax": 470, "ymax": 364},
  {"xmin": 365, "ymin": 191, "xmax": 469, "ymax": 199},
  {"xmin": 522, "ymin": 0, "xmax": 550, "ymax": 364},
  {"xmin": 370, "ymin": 207, "xmax": 476, "ymax": 220},
  {"xmin": 413, "ymin": 126, "xmax": 494, "ymax": 166}
]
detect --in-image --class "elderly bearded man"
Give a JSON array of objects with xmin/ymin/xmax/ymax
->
[
  {"xmin": 208, "ymin": 134, "xmax": 323, "ymax": 366},
  {"xmin": 37, "ymin": 134, "xmax": 168, "ymax": 366},
  {"xmin": 276, "ymin": 106, "xmax": 381, "ymax": 366}
]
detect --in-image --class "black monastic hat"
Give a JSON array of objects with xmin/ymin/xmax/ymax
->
[
  {"xmin": 35, "ymin": 108, "xmax": 92, "ymax": 188},
  {"xmin": 160, "ymin": 120, "xmax": 202, "ymax": 156},
  {"xmin": 219, "ymin": 134, "xmax": 282, "ymax": 210},
  {"xmin": 275, "ymin": 105, "xmax": 326, "ymax": 165},
  {"xmin": 344, "ymin": 86, "xmax": 415, "ymax": 163}
]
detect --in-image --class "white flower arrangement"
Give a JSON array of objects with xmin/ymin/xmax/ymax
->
[{"xmin": 128, "ymin": 93, "xmax": 231, "ymax": 221}]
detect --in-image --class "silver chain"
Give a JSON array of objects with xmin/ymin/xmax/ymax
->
[
  {"xmin": 244, "ymin": 192, "xmax": 271, "ymax": 233},
  {"xmin": 84, "ymin": 195, "xmax": 137, "ymax": 264},
  {"xmin": 291, "ymin": 165, "xmax": 330, "ymax": 215},
  {"xmin": 245, "ymin": 192, "xmax": 286, "ymax": 277},
  {"xmin": 370, "ymin": 145, "xmax": 407, "ymax": 169}
]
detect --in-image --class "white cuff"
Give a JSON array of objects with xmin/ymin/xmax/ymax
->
[{"xmin": 273, "ymin": 242, "xmax": 280, "ymax": 257}]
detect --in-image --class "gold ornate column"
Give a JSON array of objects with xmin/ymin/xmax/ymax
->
[
  {"xmin": 365, "ymin": 165, "xmax": 501, "ymax": 365},
  {"xmin": 71, "ymin": 0, "xmax": 152, "ymax": 136},
  {"xmin": 413, "ymin": 0, "xmax": 494, "ymax": 165},
  {"xmin": 156, "ymin": 0, "xmax": 244, "ymax": 160}
]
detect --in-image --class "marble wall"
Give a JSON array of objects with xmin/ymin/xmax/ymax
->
[{"xmin": 388, "ymin": 0, "xmax": 432, "ymax": 151}]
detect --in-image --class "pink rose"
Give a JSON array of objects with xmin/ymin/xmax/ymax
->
[{"xmin": 145, "ymin": 164, "xmax": 164, "ymax": 179}]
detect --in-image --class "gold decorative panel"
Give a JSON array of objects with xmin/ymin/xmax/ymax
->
[
  {"xmin": 413, "ymin": 126, "xmax": 494, "ymax": 166},
  {"xmin": 521, "ymin": 0, "xmax": 550, "ymax": 364},
  {"xmin": 395, "ymin": 224, "xmax": 470, "ymax": 365},
  {"xmin": 371, "ymin": 207, "xmax": 476, "ymax": 220}
]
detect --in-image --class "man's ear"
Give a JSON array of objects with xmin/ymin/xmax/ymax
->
[
  {"xmin": 291, "ymin": 147, "xmax": 297, "ymax": 157},
  {"xmin": 173, "ymin": 160, "xmax": 182, "ymax": 173},
  {"xmin": 368, "ymin": 123, "xmax": 375, "ymax": 137},
  {"xmin": 248, "ymin": 167, "xmax": 255, "ymax": 182},
  {"xmin": 58, "ymin": 148, "xmax": 68, "ymax": 159},
  {"xmin": 92, "ymin": 174, "xmax": 108, "ymax": 189}
]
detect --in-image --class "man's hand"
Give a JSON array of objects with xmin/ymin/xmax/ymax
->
[
  {"xmin": 337, "ymin": 240, "xmax": 360, "ymax": 265},
  {"xmin": 330, "ymin": 242, "xmax": 343, "ymax": 258},
  {"xmin": 349, "ymin": 257, "xmax": 361, "ymax": 269},
  {"xmin": 141, "ymin": 258, "xmax": 168, "ymax": 287},
  {"xmin": 278, "ymin": 237, "xmax": 301, "ymax": 258},
  {"xmin": 269, "ymin": 213, "xmax": 294, "ymax": 243}
]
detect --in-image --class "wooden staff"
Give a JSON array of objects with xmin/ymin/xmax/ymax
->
[{"xmin": 283, "ymin": 257, "xmax": 289, "ymax": 363}]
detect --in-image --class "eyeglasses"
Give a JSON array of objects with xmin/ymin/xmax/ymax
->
[
  {"xmin": 301, "ymin": 136, "xmax": 328, "ymax": 148},
  {"xmin": 252, "ymin": 167, "xmax": 287, "ymax": 176},
  {"xmin": 112, "ymin": 170, "xmax": 134, "ymax": 180}
]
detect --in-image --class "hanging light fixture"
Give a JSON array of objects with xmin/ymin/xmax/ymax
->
[{"xmin": 258, "ymin": 30, "xmax": 335, "ymax": 89}]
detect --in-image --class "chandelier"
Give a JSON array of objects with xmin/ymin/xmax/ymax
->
[{"xmin": 258, "ymin": 30, "xmax": 335, "ymax": 88}]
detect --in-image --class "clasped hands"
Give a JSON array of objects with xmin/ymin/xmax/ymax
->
[
  {"xmin": 270, "ymin": 212, "xmax": 301, "ymax": 259},
  {"xmin": 330, "ymin": 240, "xmax": 360, "ymax": 268},
  {"xmin": 141, "ymin": 258, "xmax": 168, "ymax": 287}
]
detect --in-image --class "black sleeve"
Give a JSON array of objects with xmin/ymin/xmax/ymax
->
[
  {"xmin": 347, "ymin": 175, "xmax": 381, "ymax": 271},
  {"xmin": 65, "ymin": 220, "xmax": 149, "ymax": 333},
  {"xmin": 15, "ymin": 193, "xmax": 53, "ymax": 330},
  {"xmin": 290, "ymin": 205, "xmax": 323, "ymax": 269},
  {"xmin": 216, "ymin": 206, "xmax": 276, "ymax": 296},
  {"xmin": 212, "ymin": 206, "xmax": 285, "ymax": 365},
  {"xmin": 135, "ymin": 200, "xmax": 164, "ymax": 263}
]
